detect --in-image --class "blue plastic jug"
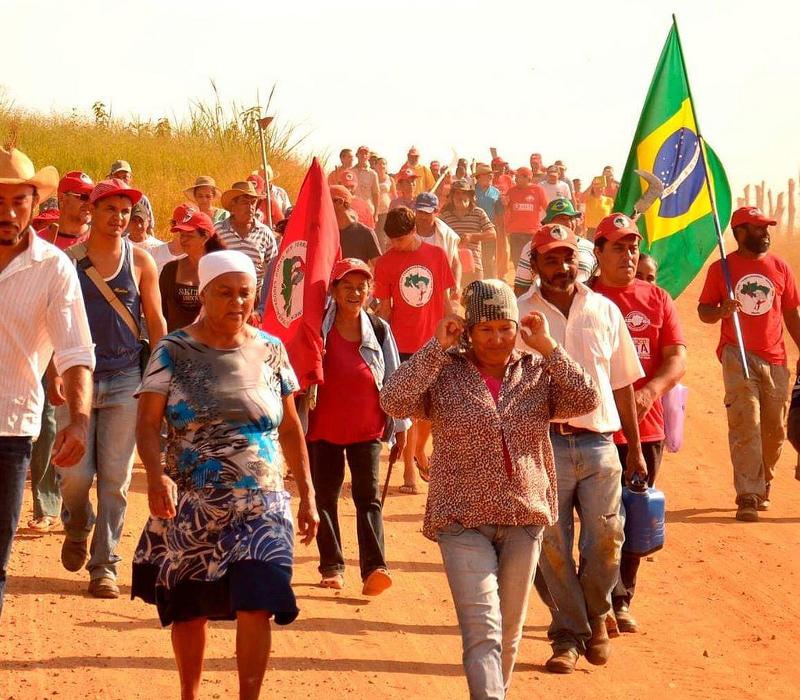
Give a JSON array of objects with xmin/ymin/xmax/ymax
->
[{"xmin": 622, "ymin": 478, "xmax": 665, "ymax": 556}]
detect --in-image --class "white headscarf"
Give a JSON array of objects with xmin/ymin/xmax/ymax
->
[{"xmin": 198, "ymin": 250, "xmax": 257, "ymax": 293}]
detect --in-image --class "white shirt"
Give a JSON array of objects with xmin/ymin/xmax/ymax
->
[
  {"xmin": 0, "ymin": 230, "xmax": 95, "ymax": 437},
  {"xmin": 129, "ymin": 234, "xmax": 161, "ymax": 252},
  {"xmin": 420, "ymin": 218, "xmax": 460, "ymax": 267},
  {"xmin": 517, "ymin": 279, "xmax": 643, "ymax": 433},
  {"xmin": 540, "ymin": 180, "xmax": 572, "ymax": 203},
  {"xmin": 150, "ymin": 243, "xmax": 186, "ymax": 275}
]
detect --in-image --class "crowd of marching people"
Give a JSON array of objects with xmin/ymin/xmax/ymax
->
[{"xmin": 2, "ymin": 140, "xmax": 799, "ymax": 700}]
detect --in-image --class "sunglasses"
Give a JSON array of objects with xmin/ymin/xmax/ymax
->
[
  {"xmin": 64, "ymin": 192, "xmax": 90, "ymax": 202},
  {"xmin": 332, "ymin": 197, "xmax": 349, "ymax": 206}
]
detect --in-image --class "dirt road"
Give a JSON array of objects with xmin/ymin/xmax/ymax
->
[{"xmin": 3, "ymin": 237, "xmax": 800, "ymax": 699}]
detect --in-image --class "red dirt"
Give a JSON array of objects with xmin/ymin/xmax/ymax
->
[{"xmin": 3, "ymin": 234, "xmax": 800, "ymax": 699}]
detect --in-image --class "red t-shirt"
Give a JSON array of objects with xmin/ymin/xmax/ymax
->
[
  {"xmin": 494, "ymin": 174, "xmax": 514, "ymax": 197},
  {"xmin": 306, "ymin": 327, "xmax": 385, "ymax": 444},
  {"xmin": 480, "ymin": 371, "xmax": 513, "ymax": 477},
  {"xmin": 698, "ymin": 251, "xmax": 800, "ymax": 365},
  {"xmin": 36, "ymin": 229, "xmax": 88, "ymax": 251},
  {"xmin": 350, "ymin": 198, "xmax": 376, "ymax": 230},
  {"xmin": 594, "ymin": 279, "xmax": 685, "ymax": 443},
  {"xmin": 373, "ymin": 242, "xmax": 455, "ymax": 354},
  {"xmin": 504, "ymin": 184, "xmax": 548, "ymax": 234}
]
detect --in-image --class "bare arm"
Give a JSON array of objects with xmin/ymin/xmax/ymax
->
[
  {"xmin": 634, "ymin": 344, "xmax": 687, "ymax": 421},
  {"xmin": 279, "ymin": 394, "xmax": 319, "ymax": 545},
  {"xmin": 136, "ymin": 391, "xmax": 177, "ymax": 519},
  {"xmin": 613, "ymin": 384, "xmax": 647, "ymax": 482},
  {"xmin": 135, "ymin": 248, "xmax": 167, "ymax": 344},
  {"xmin": 697, "ymin": 298, "xmax": 740, "ymax": 324},
  {"xmin": 51, "ymin": 365, "xmax": 92, "ymax": 467},
  {"xmin": 474, "ymin": 224, "xmax": 497, "ymax": 243},
  {"xmin": 783, "ymin": 307, "xmax": 800, "ymax": 372}
]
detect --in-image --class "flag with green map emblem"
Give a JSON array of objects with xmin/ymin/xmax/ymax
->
[{"xmin": 614, "ymin": 19, "xmax": 731, "ymax": 298}]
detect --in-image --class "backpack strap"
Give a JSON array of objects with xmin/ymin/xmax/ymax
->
[
  {"xmin": 69, "ymin": 243, "xmax": 141, "ymax": 340},
  {"xmin": 367, "ymin": 312, "xmax": 386, "ymax": 346}
]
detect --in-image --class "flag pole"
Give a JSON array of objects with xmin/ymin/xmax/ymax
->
[
  {"xmin": 672, "ymin": 14, "xmax": 750, "ymax": 379},
  {"xmin": 257, "ymin": 116, "xmax": 274, "ymax": 229}
]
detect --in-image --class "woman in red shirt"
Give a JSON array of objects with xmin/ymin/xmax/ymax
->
[{"xmin": 306, "ymin": 259, "xmax": 409, "ymax": 595}]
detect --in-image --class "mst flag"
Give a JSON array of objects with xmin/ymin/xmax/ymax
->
[
  {"xmin": 262, "ymin": 158, "xmax": 341, "ymax": 389},
  {"xmin": 615, "ymin": 19, "xmax": 731, "ymax": 298}
]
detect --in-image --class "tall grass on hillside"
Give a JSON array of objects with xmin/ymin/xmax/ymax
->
[{"xmin": 0, "ymin": 84, "xmax": 310, "ymax": 239}]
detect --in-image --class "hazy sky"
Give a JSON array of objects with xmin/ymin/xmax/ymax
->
[{"xmin": 4, "ymin": 0, "xmax": 799, "ymax": 195}]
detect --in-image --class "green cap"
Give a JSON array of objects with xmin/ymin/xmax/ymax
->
[{"xmin": 542, "ymin": 197, "xmax": 579, "ymax": 224}]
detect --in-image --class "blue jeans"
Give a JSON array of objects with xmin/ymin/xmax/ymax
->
[
  {"xmin": 0, "ymin": 436, "xmax": 33, "ymax": 616},
  {"xmin": 56, "ymin": 368, "xmax": 140, "ymax": 581},
  {"xmin": 29, "ymin": 383, "xmax": 61, "ymax": 519},
  {"xmin": 538, "ymin": 432, "xmax": 624, "ymax": 652},
  {"xmin": 438, "ymin": 523, "xmax": 543, "ymax": 700}
]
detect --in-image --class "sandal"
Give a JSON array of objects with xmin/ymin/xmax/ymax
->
[
  {"xmin": 362, "ymin": 568, "xmax": 392, "ymax": 596},
  {"xmin": 398, "ymin": 484, "xmax": 420, "ymax": 495},
  {"xmin": 414, "ymin": 456, "xmax": 430, "ymax": 483},
  {"xmin": 27, "ymin": 516, "xmax": 58, "ymax": 532},
  {"xmin": 319, "ymin": 574, "xmax": 344, "ymax": 590}
]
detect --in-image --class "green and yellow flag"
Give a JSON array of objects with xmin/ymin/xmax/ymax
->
[{"xmin": 614, "ymin": 19, "xmax": 731, "ymax": 298}]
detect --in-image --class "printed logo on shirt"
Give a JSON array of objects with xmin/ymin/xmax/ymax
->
[
  {"xmin": 633, "ymin": 336, "xmax": 651, "ymax": 360},
  {"xmin": 400, "ymin": 265, "xmax": 434, "ymax": 308},
  {"xmin": 625, "ymin": 310, "xmax": 651, "ymax": 332},
  {"xmin": 549, "ymin": 225, "xmax": 568, "ymax": 241},
  {"xmin": 735, "ymin": 273, "xmax": 775, "ymax": 316},
  {"xmin": 270, "ymin": 239, "xmax": 307, "ymax": 327}
]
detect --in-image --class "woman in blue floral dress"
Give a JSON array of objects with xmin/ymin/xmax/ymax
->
[{"xmin": 131, "ymin": 251, "xmax": 318, "ymax": 700}]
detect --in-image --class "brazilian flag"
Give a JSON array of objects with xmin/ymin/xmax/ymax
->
[{"xmin": 614, "ymin": 19, "xmax": 731, "ymax": 298}]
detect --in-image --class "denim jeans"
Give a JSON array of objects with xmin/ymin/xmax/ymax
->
[
  {"xmin": 0, "ymin": 436, "xmax": 33, "ymax": 616},
  {"xmin": 538, "ymin": 432, "xmax": 624, "ymax": 652},
  {"xmin": 308, "ymin": 439, "xmax": 386, "ymax": 580},
  {"xmin": 56, "ymin": 368, "xmax": 140, "ymax": 581},
  {"xmin": 29, "ymin": 382, "xmax": 61, "ymax": 519},
  {"xmin": 438, "ymin": 523, "xmax": 543, "ymax": 700}
]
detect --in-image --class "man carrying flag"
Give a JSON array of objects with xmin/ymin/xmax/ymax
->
[{"xmin": 698, "ymin": 207, "xmax": 800, "ymax": 522}]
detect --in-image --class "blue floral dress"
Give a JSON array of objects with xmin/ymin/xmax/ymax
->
[{"xmin": 131, "ymin": 329, "xmax": 300, "ymax": 626}]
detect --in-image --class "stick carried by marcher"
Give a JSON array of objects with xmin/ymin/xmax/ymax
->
[
  {"xmin": 432, "ymin": 148, "xmax": 459, "ymax": 193},
  {"xmin": 381, "ymin": 456, "xmax": 396, "ymax": 507},
  {"xmin": 257, "ymin": 115, "xmax": 274, "ymax": 228}
]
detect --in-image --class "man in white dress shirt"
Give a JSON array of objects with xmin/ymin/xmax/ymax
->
[
  {"xmin": 516, "ymin": 223, "xmax": 645, "ymax": 674},
  {"xmin": 0, "ymin": 147, "xmax": 94, "ymax": 617}
]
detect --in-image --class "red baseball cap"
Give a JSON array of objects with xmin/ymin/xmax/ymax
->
[
  {"xmin": 356, "ymin": 145, "xmax": 369, "ymax": 155},
  {"xmin": 594, "ymin": 213, "xmax": 643, "ymax": 243},
  {"xmin": 396, "ymin": 167, "xmax": 418, "ymax": 182},
  {"xmin": 730, "ymin": 206, "xmax": 777, "ymax": 228},
  {"xmin": 330, "ymin": 257, "xmax": 373, "ymax": 285},
  {"xmin": 89, "ymin": 178, "xmax": 142, "ymax": 206},
  {"xmin": 532, "ymin": 224, "xmax": 580, "ymax": 254},
  {"xmin": 430, "ymin": 160, "xmax": 440, "ymax": 169},
  {"xmin": 516, "ymin": 167, "xmax": 533, "ymax": 178},
  {"xmin": 33, "ymin": 208, "xmax": 60, "ymax": 229},
  {"xmin": 491, "ymin": 157, "xmax": 507, "ymax": 167},
  {"xmin": 58, "ymin": 170, "xmax": 94, "ymax": 196},
  {"xmin": 171, "ymin": 205, "xmax": 215, "ymax": 236}
]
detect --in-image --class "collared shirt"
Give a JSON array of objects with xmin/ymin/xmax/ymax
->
[
  {"xmin": 353, "ymin": 165, "xmax": 380, "ymax": 210},
  {"xmin": 475, "ymin": 184, "xmax": 502, "ymax": 222},
  {"xmin": 516, "ymin": 279, "xmax": 643, "ymax": 433},
  {"xmin": 214, "ymin": 217, "xmax": 278, "ymax": 292},
  {"xmin": 0, "ymin": 229, "xmax": 95, "ymax": 437}
]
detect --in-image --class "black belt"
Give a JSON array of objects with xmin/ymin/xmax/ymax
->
[{"xmin": 550, "ymin": 423, "xmax": 597, "ymax": 436}]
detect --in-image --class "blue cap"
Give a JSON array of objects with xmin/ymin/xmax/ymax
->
[{"xmin": 414, "ymin": 192, "xmax": 439, "ymax": 213}]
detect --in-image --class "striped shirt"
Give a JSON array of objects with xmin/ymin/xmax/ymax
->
[
  {"xmin": 214, "ymin": 217, "xmax": 278, "ymax": 293},
  {"xmin": 514, "ymin": 237, "xmax": 597, "ymax": 291},
  {"xmin": 439, "ymin": 205, "xmax": 495, "ymax": 274},
  {"xmin": 0, "ymin": 229, "xmax": 95, "ymax": 437}
]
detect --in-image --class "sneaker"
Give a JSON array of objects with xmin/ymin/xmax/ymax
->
[
  {"xmin": 88, "ymin": 577, "xmax": 119, "ymax": 599},
  {"xmin": 362, "ymin": 568, "xmax": 392, "ymax": 596},
  {"xmin": 585, "ymin": 618, "xmax": 612, "ymax": 665},
  {"xmin": 61, "ymin": 537, "xmax": 88, "ymax": 572},
  {"xmin": 614, "ymin": 604, "xmax": 639, "ymax": 633},
  {"xmin": 735, "ymin": 495, "xmax": 759, "ymax": 522},
  {"xmin": 757, "ymin": 482, "xmax": 771, "ymax": 511},
  {"xmin": 545, "ymin": 647, "xmax": 579, "ymax": 674}
]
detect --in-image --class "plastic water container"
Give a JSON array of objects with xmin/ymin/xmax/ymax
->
[{"xmin": 622, "ymin": 478, "xmax": 666, "ymax": 556}]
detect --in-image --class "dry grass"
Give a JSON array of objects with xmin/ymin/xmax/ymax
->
[{"xmin": 0, "ymin": 85, "xmax": 310, "ymax": 239}]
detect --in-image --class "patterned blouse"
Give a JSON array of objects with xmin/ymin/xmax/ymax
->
[
  {"xmin": 380, "ymin": 338, "xmax": 599, "ymax": 540},
  {"xmin": 138, "ymin": 328, "xmax": 299, "ymax": 492}
]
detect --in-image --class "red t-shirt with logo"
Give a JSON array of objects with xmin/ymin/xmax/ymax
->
[
  {"xmin": 698, "ymin": 251, "xmax": 799, "ymax": 365},
  {"xmin": 594, "ymin": 279, "xmax": 685, "ymax": 443},
  {"xmin": 504, "ymin": 184, "xmax": 549, "ymax": 234},
  {"xmin": 373, "ymin": 242, "xmax": 455, "ymax": 354}
]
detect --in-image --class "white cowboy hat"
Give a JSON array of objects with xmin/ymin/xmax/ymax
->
[{"xmin": 0, "ymin": 147, "xmax": 59, "ymax": 202}]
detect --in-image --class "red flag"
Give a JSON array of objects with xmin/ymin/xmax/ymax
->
[{"xmin": 262, "ymin": 158, "xmax": 341, "ymax": 389}]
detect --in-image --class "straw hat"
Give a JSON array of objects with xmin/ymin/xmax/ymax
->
[
  {"xmin": 221, "ymin": 181, "xmax": 265, "ymax": 211},
  {"xmin": 183, "ymin": 175, "xmax": 222, "ymax": 202},
  {"xmin": 0, "ymin": 147, "xmax": 59, "ymax": 202}
]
